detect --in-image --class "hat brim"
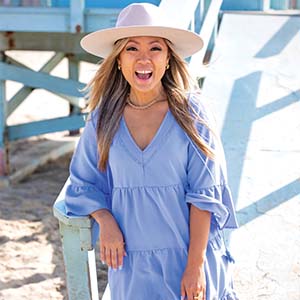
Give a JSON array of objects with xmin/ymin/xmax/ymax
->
[{"xmin": 80, "ymin": 26, "xmax": 203, "ymax": 59}]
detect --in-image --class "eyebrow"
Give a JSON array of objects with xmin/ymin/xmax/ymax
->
[{"xmin": 127, "ymin": 39, "xmax": 164, "ymax": 45}]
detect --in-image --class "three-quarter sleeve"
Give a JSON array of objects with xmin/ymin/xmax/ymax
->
[
  {"xmin": 185, "ymin": 93, "xmax": 238, "ymax": 229},
  {"xmin": 64, "ymin": 110, "xmax": 111, "ymax": 216}
]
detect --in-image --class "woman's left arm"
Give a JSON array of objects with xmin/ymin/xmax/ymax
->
[{"xmin": 181, "ymin": 205, "xmax": 210, "ymax": 300}]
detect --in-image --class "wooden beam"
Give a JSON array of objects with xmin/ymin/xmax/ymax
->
[
  {"xmin": 0, "ymin": 52, "xmax": 7, "ymax": 176},
  {"xmin": 189, "ymin": 0, "xmax": 223, "ymax": 78},
  {"xmin": 70, "ymin": 0, "xmax": 85, "ymax": 33},
  {"xmin": 0, "ymin": 7, "xmax": 70, "ymax": 32},
  {"xmin": 7, "ymin": 52, "xmax": 65, "ymax": 116},
  {"xmin": 7, "ymin": 114, "xmax": 87, "ymax": 141},
  {"xmin": 8, "ymin": 140, "xmax": 77, "ymax": 185},
  {"xmin": 0, "ymin": 62, "xmax": 85, "ymax": 97},
  {"xmin": 0, "ymin": 7, "xmax": 119, "ymax": 33},
  {"xmin": 0, "ymin": 32, "xmax": 85, "ymax": 52}
]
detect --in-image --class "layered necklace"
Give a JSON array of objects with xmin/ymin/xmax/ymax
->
[{"xmin": 126, "ymin": 96, "xmax": 167, "ymax": 110}]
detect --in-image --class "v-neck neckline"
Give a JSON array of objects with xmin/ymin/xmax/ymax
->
[{"xmin": 120, "ymin": 109, "xmax": 174, "ymax": 164}]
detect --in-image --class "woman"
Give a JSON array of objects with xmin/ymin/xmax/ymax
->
[{"xmin": 65, "ymin": 3, "xmax": 239, "ymax": 300}]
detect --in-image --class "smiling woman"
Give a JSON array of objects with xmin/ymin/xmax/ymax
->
[
  {"xmin": 118, "ymin": 36, "xmax": 169, "ymax": 102},
  {"xmin": 63, "ymin": 3, "xmax": 239, "ymax": 300}
]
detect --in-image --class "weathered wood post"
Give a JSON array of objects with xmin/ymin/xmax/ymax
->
[
  {"xmin": 53, "ymin": 180, "xmax": 99, "ymax": 300},
  {"xmin": 0, "ymin": 51, "xmax": 8, "ymax": 179}
]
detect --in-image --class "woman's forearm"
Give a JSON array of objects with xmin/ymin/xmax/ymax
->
[
  {"xmin": 91, "ymin": 208, "xmax": 113, "ymax": 226},
  {"xmin": 186, "ymin": 205, "xmax": 211, "ymax": 268}
]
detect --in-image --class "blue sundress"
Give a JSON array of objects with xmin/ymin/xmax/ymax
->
[{"xmin": 64, "ymin": 92, "xmax": 239, "ymax": 300}]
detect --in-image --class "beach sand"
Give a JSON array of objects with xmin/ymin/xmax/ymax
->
[{"xmin": 0, "ymin": 152, "xmax": 108, "ymax": 300}]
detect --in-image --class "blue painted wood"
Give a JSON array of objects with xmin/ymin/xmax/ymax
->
[
  {"xmin": 84, "ymin": 8, "xmax": 120, "ymax": 32},
  {"xmin": 6, "ymin": 53, "xmax": 64, "ymax": 117},
  {"xmin": 7, "ymin": 114, "xmax": 87, "ymax": 141},
  {"xmin": 221, "ymin": 0, "xmax": 262, "ymax": 10},
  {"xmin": 46, "ymin": 0, "xmax": 161, "ymax": 8},
  {"xmin": 0, "ymin": 62, "xmax": 85, "ymax": 97},
  {"xmin": 2, "ymin": 0, "xmax": 161, "ymax": 8},
  {"xmin": 68, "ymin": 53, "xmax": 82, "ymax": 135},
  {"xmin": 0, "ymin": 75, "xmax": 5, "ymax": 149},
  {"xmin": 0, "ymin": 7, "xmax": 70, "ymax": 32},
  {"xmin": 0, "ymin": 7, "xmax": 120, "ymax": 33},
  {"xmin": 70, "ymin": 0, "xmax": 84, "ymax": 33},
  {"xmin": 85, "ymin": 0, "xmax": 161, "ymax": 8},
  {"xmin": 271, "ymin": 0, "xmax": 290, "ymax": 9},
  {"xmin": 0, "ymin": 53, "xmax": 7, "ymax": 176},
  {"xmin": 189, "ymin": 0, "xmax": 223, "ymax": 77}
]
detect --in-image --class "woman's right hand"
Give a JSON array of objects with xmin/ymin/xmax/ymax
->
[{"xmin": 91, "ymin": 209, "xmax": 126, "ymax": 270}]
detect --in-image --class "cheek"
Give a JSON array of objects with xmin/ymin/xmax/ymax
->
[{"xmin": 156, "ymin": 59, "xmax": 168, "ymax": 76}]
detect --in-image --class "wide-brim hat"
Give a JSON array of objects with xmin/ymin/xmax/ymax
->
[{"xmin": 81, "ymin": 2, "xmax": 204, "ymax": 59}]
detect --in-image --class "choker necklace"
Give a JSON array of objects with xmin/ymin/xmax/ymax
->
[{"xmin": 126, "ymin": 97, "xmax": 167, "ymax": 110}]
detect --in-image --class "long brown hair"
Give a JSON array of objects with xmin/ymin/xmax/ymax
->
[{"xmin": 86, "ymin": 38, "xmax": 214, "ymax": 171}]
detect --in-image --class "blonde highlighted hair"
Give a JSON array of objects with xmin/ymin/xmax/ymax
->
[{"xmin": 85, "ymin": 38, "xmax": 214, "ymax": 171}]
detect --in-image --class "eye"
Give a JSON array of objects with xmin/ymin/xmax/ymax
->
[
  {"xmin": 151, "ymin": 46, "xmax": 162, "ymax": 51},
  {"xmin": 126, "ymin": 46, "xmax": 138, "ymax": 51}
]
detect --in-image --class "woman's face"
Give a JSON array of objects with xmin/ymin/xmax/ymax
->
[{"xmin": 118, "ymin": 36, "xmax": 169, "ymax": 99}]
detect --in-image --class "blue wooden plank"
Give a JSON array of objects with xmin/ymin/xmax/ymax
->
[
  {"xmin": 271, "ymin": 0, "xmax": 290, "ymax": 9},
  {"xmin": 0, "ymin": 7, "xmax": 119, "ymax": 33},
  {"xmin": 0, "ymin": 62, "xmax": 85, "ymax": 97},
  {"xmin": 189, "ymin": 0, "xmax": 223, "ymax": 77},
  {"xmin": 70, "ymin": 0, "xmax": 84, "ymax": 33},
  {"xmin": 7, "ymin": 52, "xmax": 65, "ymax": 117},
  {"xmin": 0, "ymin": 76, "xmax": 5, "ymax": 148},
  {"xmin": 0, "ymin": 7, "xmax": 70, "ymax": 32},
  {"xmin": 85, "ymin": 0, "xmax": 161, "ymax": 8},
  {"xmin": 7, "ymin": 114, "xmax": 87, "ymax": 141},
  {"xmin": 222, "ymin": 0, "xmax": 262, "ymax": 10},
  {"xmin": 0, "ymin": 75, "xmax": 5, "ymax": 175},
  {"xmin": 84, "ymin": 8, "xmax": 120, "ymax": 32},
  {"xmin": 0, "ymin": 56, "xmax": 7, "ymax": 175},
  {"xmin": 30, "ymin": 0, "xmax": 161, "ymax": 7}
]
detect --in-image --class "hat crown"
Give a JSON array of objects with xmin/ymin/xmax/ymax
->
[
  {"xmin": 116, "ymin": 3, "xmax": 166, "ymax": 27},
  {"xmin": 80, "ymin": 2, "xmax": 203, "ymax": 59}
]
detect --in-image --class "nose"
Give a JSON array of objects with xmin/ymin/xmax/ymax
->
[{"xmin": 136, "ymin": 50, "xmax": 151, "ymax": 63}]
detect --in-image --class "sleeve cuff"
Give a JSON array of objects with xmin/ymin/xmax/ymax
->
[
  {"xmin": 186, "ymin": 184, "xmax": 238, "ymax": 229},
  {"xmin": 65, "ymin": 184, "xmax": 110, "ymax": 216}
]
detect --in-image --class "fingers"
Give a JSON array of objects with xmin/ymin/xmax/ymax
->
[
  {"xmin": 181, "ymin": 282, "xmax": 185, "ymax": 300},
  {"xmin": 188, "ymin": 290, "xmax": 205, "ymax": 300},
  {"xmin": 181, "ymin": 284, "xmax": 205, "ymax": 300},
  {"xmin": 100, "ymin": 243, "xmax": 125, "ymax": 270},
  {"xmin": 117, "ymin": 247, "xmax": 124, "ymax": 269},
  {"xmin": 186, "ymin": 288, "xmax": 194, "ymax": 300}
]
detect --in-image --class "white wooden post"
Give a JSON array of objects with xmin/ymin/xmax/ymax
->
[{"xmin": 53, "ymin": 180, "xmax": 99, "ymax": 300}]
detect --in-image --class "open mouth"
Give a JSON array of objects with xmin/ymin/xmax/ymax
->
[{"xmin": 135, "ymin": 70, "xmax": 152, "ymax": 80}]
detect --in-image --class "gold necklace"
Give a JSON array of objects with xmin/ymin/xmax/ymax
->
[{"xmin": 126, "ymin": 97, "xmax": 167, "ymax": 110}]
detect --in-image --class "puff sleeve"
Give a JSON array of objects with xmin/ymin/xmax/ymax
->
[
  {"xmin": 64, "ymin": 110, "xmax": 111, "ymax": 216},
  {"xmin": 185, "ymin": 93, "xmax": 238, "ymax": 229}
]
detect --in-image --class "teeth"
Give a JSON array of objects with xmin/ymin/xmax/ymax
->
[{"xmin": 136, "ymin": 70, "xmax": 151, "ymax": 74}]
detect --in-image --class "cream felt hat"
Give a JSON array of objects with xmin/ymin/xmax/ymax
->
[{"xmin": 80, "ymin": 2, "xmax": 203, "ymax": 59}]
